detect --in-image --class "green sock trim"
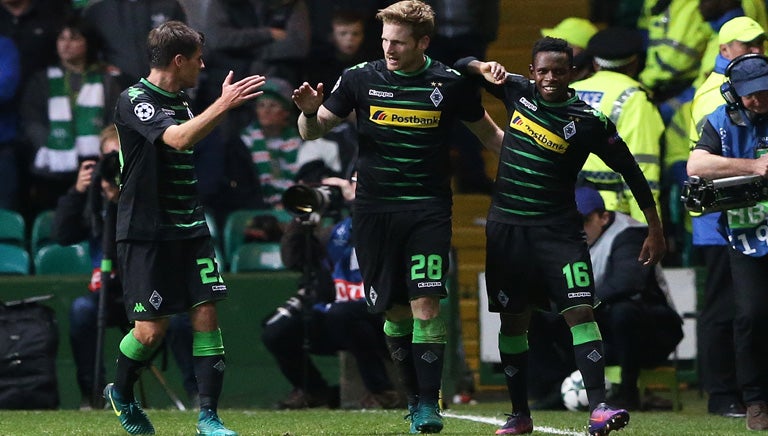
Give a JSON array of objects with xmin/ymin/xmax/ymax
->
[
  {"xmin": 412, "ymin": 318, "xmax": 447, "ymax": 344},
  {"xmin": 571, "ymin": 322, "xmax": 602, "ymax": 346},
  {"xmin": 383, "ymin": 319, "xmax": 413, "ymax": 337},
  {"xmin": 498, "ymin": 333, "xmax": 528, "ymax": 354},
  {"xmin": 119, "ymin": 329, "xmax": 158, "ymax": 361},
  {"xmin": 193, "ymin": 328, "xmax": 225, "ymax": 357}
]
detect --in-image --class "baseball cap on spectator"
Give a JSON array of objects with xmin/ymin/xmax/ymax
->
[
  {"xmin": 541, "ymin": 17, "xmax": 598, "ymax": 50},
  {"xmin": 258, "ymin": 77, "xmax": 293, "ymax": 110},
  {"xmin": 586, "ymin": 27, "xmax": 644, "ymax": 69},
  {"xmin": 575, "ymin": 186, "xmax": 605, "ymax": 216},
  {"xmin": 718, "ymin": 16, "xmax": 766, "ymax": 45},
  {"xmin": 729, "ymin": 54, "xmax": 768, "ymax": 96}
]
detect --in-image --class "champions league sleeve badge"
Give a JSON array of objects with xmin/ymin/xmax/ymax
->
[{"xmin": 134, "ymin": 102, "xmax": 155, "ymax": 122}]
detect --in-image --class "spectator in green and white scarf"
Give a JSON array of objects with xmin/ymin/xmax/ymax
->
[
  {"xmin": 20, "ymin": 15, "xmax": 124, "ymax": 218},
  {"xmin": 239, "ymin": 77, "xmax": 303, "ymax": 208}
]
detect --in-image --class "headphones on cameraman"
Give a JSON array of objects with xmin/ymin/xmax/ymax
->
[{"xmin": 721, "ymin": 53, "xmax": 768, "ymax": 125}]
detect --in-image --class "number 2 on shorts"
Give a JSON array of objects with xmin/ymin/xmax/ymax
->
[{"xmin": 197, "ymin": 257, "xmax": 223, "ymax": 284}]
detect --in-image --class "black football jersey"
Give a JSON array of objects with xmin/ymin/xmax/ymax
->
[
  {"xmin": 114, "ymin": 78, "xmax": 209, "ymax": 241},
  {"xmin": 323, "ymin": 57, "xmax": 485, "ymax": 212},
  {"xmin": 482, "ymin": 73, "xmax": 654, "ymax": 226}
]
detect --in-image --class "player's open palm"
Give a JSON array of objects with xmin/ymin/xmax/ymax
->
[
  {"xmin": 220, "ymin": 71, "xmax": 265, "ymax": 109},
  {"xmin": 292, "ymin": 82, "xmax": 324, "ymax": 115}
]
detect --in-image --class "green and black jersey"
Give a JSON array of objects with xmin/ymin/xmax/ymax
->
[
  {"xmin": 114, "ymin": 78, "xmax": 209, "ymax": 241},
  {"xmin": 323, "ymin": 57, "xmax": 485, "ymax": 213},
  {"xmin": 454, "ymin": 62, "xmax": 654, "ymax": 227}
]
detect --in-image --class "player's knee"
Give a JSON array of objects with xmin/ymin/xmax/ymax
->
[
  {"xmin": 410, "ymin": 296, "xmax": 440, "ymax": 320},
  {"xmin": 385, "ymin": 304, "xmax": 413, "ymax": 322},
  {"xmin": 562, "ymin": 305, "xmax": 594, "ymax": 327}
]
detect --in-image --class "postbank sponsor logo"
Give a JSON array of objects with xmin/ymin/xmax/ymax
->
[
  {"xmin": 369, "ymin": 105, "xmax": 441, "ymax": 128},
  {"xmin": 509, "ymin": 110, "xmax": 568, "ymax": 153}
]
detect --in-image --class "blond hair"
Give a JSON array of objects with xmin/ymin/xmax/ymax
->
[
  {"xmin": 376, "ymin": 0, "xmax": 435, "ymax": 41},
  {"xmin": 99, "ymin": 125, "xmax": 119, "ymax": 154}
]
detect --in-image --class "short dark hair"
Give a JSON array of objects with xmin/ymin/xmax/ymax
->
[
  {"xmin": 60, "ymin": 14, "xmax": 102, "ymax": 65},
  {"xmin": 332, "ymin": 10, "xmax": 366, "ymax": 27},
  {"xmin": 532, "ymin": 36, "xmax": 573, "ymax": 66},
  {"xmin": 146, "ymin": 21, "xmax": 204, "ymax": 68}
]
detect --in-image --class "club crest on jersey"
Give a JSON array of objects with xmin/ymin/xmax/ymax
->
[
  {"xmin": 369, "ymin": 105, "xmax": 441, "ymax": 128},
  {"xmin": 134, "ymin": 102, "xmax": 155, "ymax": 121},
  {"xmin": 509, "ymin": 110, "xmax": 568, "ymax": 153},
  {"xmin": 430, "ymin": 87, "xmax": 443, "ymax": 107},
  {"xmin": 519, "ymin": 97, "xmax": 537, "ymax": 111},
  {"xmin": 563, "ymin": 121, "xmax": 576, "ymax": 139}
]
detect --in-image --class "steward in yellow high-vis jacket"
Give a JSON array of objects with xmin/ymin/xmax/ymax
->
[
  {"xmin": 572, "ymin": 27, "xmax": 664, "ymax": 222},
  {"xmin": 638, "ymin": 0, "xmax": 710, "ymax": 103}
]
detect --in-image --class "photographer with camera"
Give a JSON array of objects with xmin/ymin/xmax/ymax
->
[
  {"xmin": 688, "ymin": 53, "xmax": 768, "ymax": 431},
  {"xmin": 262, "ymin": 174, "xmax": 403, "ymax": 410},
  {"xmin": 53, "ymin": 125, "xmax": 197, "ymax": 410}
]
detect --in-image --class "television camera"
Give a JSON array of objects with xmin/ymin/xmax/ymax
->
[{"xmin": 681, "ymin": 175, "xmax": 768, "ymax": 214}]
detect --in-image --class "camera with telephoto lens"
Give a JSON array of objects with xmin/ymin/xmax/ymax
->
[
  {"xmin": 681, "ymin": 175, "xmax": 768, "ymax": 214},
  {"xmin": 262, "ymin": 288, "xmax": 316, "ymax": 326},
  {"xmin": 282, "ymin": 184, "xmax": 344, "ymax": 216}
]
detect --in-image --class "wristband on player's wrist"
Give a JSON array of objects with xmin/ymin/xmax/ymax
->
[{"xmin": 303, "ymin": 111, "xmax": 317, "ymax": 118}]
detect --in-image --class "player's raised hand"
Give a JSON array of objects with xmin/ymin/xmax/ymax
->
[
  {"xmin": 292, "ymin": 82, "xmax": 324, "ymax": 115},
  {"xmin": 480, "ymin": 61, "xmax": 507, "ymax": 84},
  {"xmin": 219, "ymin": 71, "xmax": 265, "ymax": 109}
]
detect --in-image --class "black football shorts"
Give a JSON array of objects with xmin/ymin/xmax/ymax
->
[
  {"xmin": 117, "ymin": 236, "xmax": 227, "ymax": 321},
  {"xmin": 485, "ymin": 220, "xmax": 596, "ymax": 314},
  {"xmin": 352, "ymin": 208, "xmax": 450, "ymax": 313}
]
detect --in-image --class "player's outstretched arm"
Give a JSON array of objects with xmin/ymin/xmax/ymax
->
[
  {"xmin": 638, "ymin": 206, "xmax": 666, "ymax": 266},
  {"xmin": 293, "ymin": 82, "xmax": 343, "ymax": 140},
  {"xmin": 464, "ymin": 59, "xmax": 507, "ymax": 84},
  {"xmin": 163, "ymin": 71, "xmax": 265, "ymax": 150}
]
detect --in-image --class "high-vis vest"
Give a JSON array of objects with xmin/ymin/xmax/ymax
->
[
  {"xmin": 639, "ymin": 0, "xmax": 710, "ymax": 92},
  {"xmin": 573, "ymin": 70, "xmax": 664, "ymax": 222}
]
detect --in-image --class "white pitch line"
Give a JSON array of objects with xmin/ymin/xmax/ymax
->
[{"xmin": 442, "ymin": 411, "xmax": 585, "ymax": 436}]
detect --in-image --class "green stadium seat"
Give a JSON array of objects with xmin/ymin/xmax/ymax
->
[
  {"xmin": 0, "ymin": 208, "xmax": 25, "ymax": 247},
  {"xmin": 0, "ymin": 243, "xmax": 30, "ymax": 275},
  {"xmin": 31, "ymin": 210, "xmax": 56, "ymax": 255},
  {"xmin": 230, "ymin": 242, "xmax": 285, "ymax": 272},
  {"xmin": 222, "ymin": 209, "xmax": 292, "ymax": 266},
  {"xmin": 34, "ymin": 242, "xmax": 92, "ymax": 275}
]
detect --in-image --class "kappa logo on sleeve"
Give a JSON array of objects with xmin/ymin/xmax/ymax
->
[{"xmin": 134, "ymin": 102, "xmax": 155, "ymax": 122}]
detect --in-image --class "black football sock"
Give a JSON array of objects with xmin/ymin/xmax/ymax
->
[
  {"xmin": 411, "ymin": 342, "xmax": 445, "ymax": 405},
  {"xmin": 114, "ymin": 352, "xmax": 145, "ymax": 401},
  {"xmin": 574, "ymin": 340, "xmax": 606, "ymax": 410},
  {"xmin": 195, "ymin": 354, "xmax": 225, "ymax": 412},
  {"xmin": 500, "ymin": 351, "xmax": 530, "ymax": 416},
  {"xmin": 385, "ymin": 334, "xmax": 419, "ymax": 407}
]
